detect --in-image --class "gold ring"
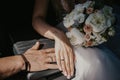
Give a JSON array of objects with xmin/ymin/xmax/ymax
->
[
  {"xmin": 60, "ymin": 59, "xmax": 64, "ymax": 61},
  {"xmin": 49, "ymin": 56, "xmax": 53, "ymax": 62}
]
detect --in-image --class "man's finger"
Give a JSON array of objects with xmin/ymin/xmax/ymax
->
[
  {"xmin": 31, "ymin": 41, "xmax": 40, "ymax": 50},
  {"xmin": 45, "ymin": 48, "xmax": 55, "ymax": 53},
  {"xmin": 47, "ymin": 53, "xmax": 56, "ymax": 62},
  {"xmin": 46, "ymin": 64, "xmax": 58, "ymax": 69},
  {"xmin": 45, "ymin": 56, "xmax": 55, "ymax": 63}
]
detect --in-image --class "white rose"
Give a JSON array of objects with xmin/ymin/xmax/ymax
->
[
  {"xmin": 73, "ymin": 13, "xmax": 85, "ymax": 24},
  {"xmin": 73, "ymin": 1, "xmax": 93, "ymax": 14},
  {"xmin": 63, "ymin": 1, "xmax": 96, "ymax": 28},
  {"xmin": 63, "ymin": 9, "xmax": 80, "ymax": 28},
  {"xmin": 69, "ymin": 28, "xmax": 84, "ymax": 45},
  {"xmin": 85, "ymin": 11, "xmax": 107, "ymax": 32},
  {"xmin": 106, "ymin": 19, "xmax": 111, "ymax": 27},
  {"xmin": 108, "ymin": 27, "xmax": 115, "ymax": 36},
  {"xmin": 66, "ymin": 32, "xmax": 72, "ymax": 38},
  {"xmin": 102, "ymin": 6, "xmax": 113, "ymax": 16},
  {"xmin": 63, "ymin": 8, "xmax": 85, "ymax": 28},
  {"xmin": 63, "ymin": 19, "xmax": 74, "ymax": 28},
  {"xmin": 74, "ymin": 5, "xmax": 84, "ymax": 13},
  {"xmin": 102, "ymin": 5, "xmax": 115, "ymax": 26},
  {"xmin": 63, "ymin": 13, "xmax": 75, "ymax": 28},
  {"xmin": 83, "ymin": 1, "xmax": 93, "ymax": 8}
]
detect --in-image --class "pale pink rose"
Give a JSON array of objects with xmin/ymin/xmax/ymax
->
[
  {"xmin": 84, "ymin": 40, "xmax": 93, "ymax": 47},
  {"xmin": 86, "ymin": 7, "xmax": 94, "ymax": 14},
  {"xmin": 83, "ymin": 24, "xmax": 93, "ymax": 33},
  {"xmin": 84, "ymin": 33, "xmax": 91, "ymax": 41}
]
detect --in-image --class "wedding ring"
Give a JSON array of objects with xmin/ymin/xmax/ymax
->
[
  {"xmin": 49, "ymin": 56, "xmax": 53, "ymax": 62},
  {"xmin": 60, "ymin": 58, "xmax": 64, "ymax": 61}
]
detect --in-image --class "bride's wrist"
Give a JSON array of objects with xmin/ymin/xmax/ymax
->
[
  {"xmin": 44, "ymin": 27, "xmax": 69, "ymax": 43},
  {"xmin": 53, "ymin": 31, "xmax": 67, "ymax": 40},
  {"xmin": 43, "ymin": 27, "xmax": 63, "ymax": 39},
  {"xmin": 48, "ymin": 29, "xmax": 65, "ymax": 40},
  {"xmin": 52, "ymin": 30, "xmax": 71, "ymax": 45}
]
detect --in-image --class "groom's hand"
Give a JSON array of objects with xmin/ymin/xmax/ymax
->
[{"xmin": 22, "ymin": 42, "xmax": 58, "ymax": 72}]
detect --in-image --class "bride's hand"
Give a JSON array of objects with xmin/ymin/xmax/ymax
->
[{"xmin": 54, "ymin": 31, "xmax": 75, "ymax": 79}]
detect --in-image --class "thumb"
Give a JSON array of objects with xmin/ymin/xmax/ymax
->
[{"xmin": 31, "ymin": 41, "xmax": 40, "ymax": 50}]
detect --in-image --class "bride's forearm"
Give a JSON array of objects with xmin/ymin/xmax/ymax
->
[{"xmin": 32, "ymin": 17, "xmax": 65, "ymax": 40}]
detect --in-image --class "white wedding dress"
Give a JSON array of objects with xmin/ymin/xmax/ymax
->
[
  {"xmin": 57, "ymin": 22, "xmax": 120, "ymax": 80},
  {"xmin": 56, "ymin": 3, "xmax": 120, "ymax": 79},
  {"xmin": 71, "ymin": 45, "xmax": 120, "ymax": 80}
]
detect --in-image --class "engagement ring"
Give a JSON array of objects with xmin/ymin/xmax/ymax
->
[
  {"xmin": 49, "ymin": 56, "xmax": 53, "ymax": 62},
  {"xmin": 60, "ymin": 59, "xmax": 64, "ymax": 61}
]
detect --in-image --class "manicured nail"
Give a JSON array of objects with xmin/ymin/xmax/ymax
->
[
  {"xmin": 71, "ymin": 72, "xmax": 74, "ymax": 76},
  {"xmin": 67, "ymin": 75, "xmax": 71, "ymax": 79},
  {"xmin": 59, "ymin": 67, "xmax": 62, "ymax": 71},
  {"xmin": 64, "ymin": 71, "xmax": 67, "ymax": 76}
]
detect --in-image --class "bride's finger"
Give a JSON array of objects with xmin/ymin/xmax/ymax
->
[
  {"xmin": 69, "ymin": 49, "xmax": 74, "ymax": 77},
  {"xmin": 56, "ymin": 50, "xmax": 62, "ymax": 71},
  {"xmin": 60, "ymin": 50, "xmax": 67, "ymax": 76},
  {"xmin": 63, "ymin": 47, "xmax": 71, "ymax": 79}
]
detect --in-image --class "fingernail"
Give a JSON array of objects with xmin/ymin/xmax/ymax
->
[
  {"xmin": 59, "ymin": 67, "xmax": 62, "ymax": 71},
  {"xmin": 71, "ymin": 72, "xmax": 74, "ymax": 76},
  {"xmin": 64, "ymin": 72, "xmax": 67, "ymax": 76},
  {"xmin": 67, "ymin": 75, "xmax": 71, "ymax": 79},
  {"xmin": 36, "ymin": 42, "xmax": 39, "ymax": 44}
]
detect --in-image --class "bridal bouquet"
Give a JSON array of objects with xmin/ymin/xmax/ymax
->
[{"xmin": 63, "ymin": 0, "xmax": 115, "ymax": 47}]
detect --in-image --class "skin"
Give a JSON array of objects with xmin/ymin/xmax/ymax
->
[
  {"xmin": 32, "ymin": 0, "xmax": 75, "ymax": 79},
  {"xmin": 0, "ymin": 42, "xmax": 58, "ymax": 80}
]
